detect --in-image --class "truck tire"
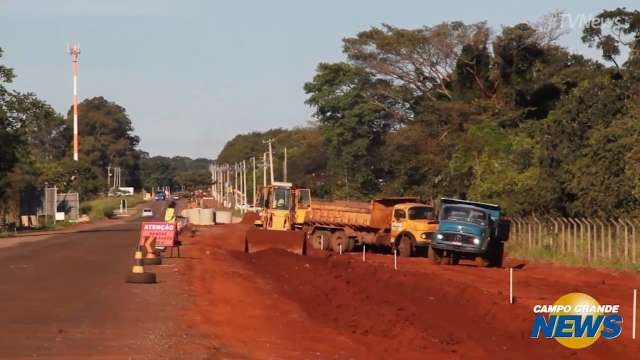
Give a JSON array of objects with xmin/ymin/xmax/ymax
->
[
  {"xmin": 397, "ymin": 235, "xmax": 413, "ymax": 257},
  {"xmin": 345, "ymin": 237, "xmax": 355, "ymax": 252},
  {"xmin": 311, "ymin": 231, "xmax": 331, "ymax": 250},
  {"xmin": 489, "ymin": 242, "xmax": 504, "ymax": 268},
  {"xmin": 429, "ymin": 247, "xmax": 443, "ymax": 265},
  {"xmin": 331, "ymin": 231, "xmax": 349, "ymax": 253},
  {"xmin": 476, "ymin": 256, "xmax": 491, "ymax": 267},
  {"xmin": 447, "ymin": 254, "xmax": 460, "ymax": 265}
]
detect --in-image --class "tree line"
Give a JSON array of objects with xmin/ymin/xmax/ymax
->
[
  {"xmin": 0, "ymin": 48, "xmax": 211, "ymax": 220},
  {"xmin": 218, "ymin": 8, "xmax": 640, "ymax": 217}
]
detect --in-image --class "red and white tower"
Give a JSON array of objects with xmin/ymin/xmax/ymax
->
[{"xmin": 67, "ymin": 43, "xmax": 81, "ymax": 161}]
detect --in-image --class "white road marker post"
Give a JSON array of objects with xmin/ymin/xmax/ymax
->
[
  {"xmin": 394, "ymin": 249, "xmax": 397, "ymax": 270},
  {"xmin": 339, "ymin": 243, "xmax": 342, "ymax": 255},
  {"xmin": 633, "ymin": 288, "xmax": 637, "ymax": 340},
  {"xmin": 320, "ymin": 235, "xmax": 324, "ymax": 251},
  {"xmin": 363, "ymin": 244, "xmax": 366, "ymax": 262},
  {"xmin": 509, "ymin": 268, "xmax": 514, "ymax": 304}
]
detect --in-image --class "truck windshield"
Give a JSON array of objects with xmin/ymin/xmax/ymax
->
[
  {"xmin": 440, "ymin": 206, "xmax": 487, "ymax": 226},
  {"xmin": 408, "ymin": 206, "xmax": 434, "ymax": 220},
  {"xmin": 272, "ymin": 188, "xmax": 290, "ymax": 210}
]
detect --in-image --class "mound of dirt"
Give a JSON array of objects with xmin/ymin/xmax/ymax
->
[
  {"xmin": 183, "ymin": 223, "xmax": 640, "ymax": 359},
  {"xmin": 240, "ymin": 212, "xmax": 259, "ymax": 224}
]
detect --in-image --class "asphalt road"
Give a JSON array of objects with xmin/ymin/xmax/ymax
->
[{"xmin": 0, "ymin": 201, "xmax": 214, "ymax": 359}]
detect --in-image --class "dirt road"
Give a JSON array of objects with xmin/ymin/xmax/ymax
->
[
  {"xmin": 183, "ymin": 220, "xmax": 640, "ymax": 359},
  {"xmin": 2, "ymin": 205, "xmax": 639, "ymax": 359},
  {"xmin": 0, "ymin": 201, "xmax": 214, "ymax": 359}
]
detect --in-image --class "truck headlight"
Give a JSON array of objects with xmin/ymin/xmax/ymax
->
[
  {"xmin": 420, "ymin": 233, "xmax": 427, "ymax": 239},
  {"xmin": 473, "ymin": 237, "xmax": 480, "ymax": 245},
  {"xmin": 436, "ymin": 233, "xmax": 443, "ymax": 240}
]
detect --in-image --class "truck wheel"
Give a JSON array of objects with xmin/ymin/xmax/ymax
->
[
  {"xmin": 331, "ymin": 231, "xmax": 349, "ymax": 253},
  {"xmin": 477, "ymin": 256, "xmax": 490, "ymax": 267},
  {"xmin": 429, "ymin": 247, "xmax": 443, "ymax": 265},
  {"xmin": 489, "ymin": 242, "xmax": 504, "ymax": 268},
  {"xmin": 397, "ymin": 235, "xmax": 413, "ymax": 257},
  {"xmin": 311, "ymin": 231, "xmax": 331, "ymax": 250},
  {"xmin": 345, "ymin": 237, "xmax": 355, "ymax": 252},
  {"xmin": 447, "ymin": 254, "xmax": 460, "ymax": 265}
]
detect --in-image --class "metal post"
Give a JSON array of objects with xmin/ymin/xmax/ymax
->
[
  {"xmin": 242, "ymin": 160, "xmax": 247, "ymax": 213},
  {"xmin": 252, "ymin": 157, "xmax": 256, "ymax": 207},
  {"xmin": 67, "ymin": 44, "xmax": 81, "ymax": 161},
  {"xmin": 268, "ymin": 141, "xmax": 274, "ymax": 184},
  {"xmin": 626, "ymin": 219, "xmax": 636, "ymax": 264}
]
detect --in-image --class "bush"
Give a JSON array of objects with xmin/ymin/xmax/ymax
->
[{"xmin": 81, "ymin": 195, "xmax": 144, "ymax": 221}]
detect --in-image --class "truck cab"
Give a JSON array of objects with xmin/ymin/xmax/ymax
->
[
  {"xmin": 255, "ymin": 182, "xmax": 294, "ymax": 230},
  {"xmin": 389, "ymin": 202, "xmax": 438, "ymax": 256},
  {"xmin": 254, "ymin": 183, "xmax": 311, "ymax": 231},
  {"xmin": 430, "ymin": 198, "xmax": 510, "ymax": 267}
]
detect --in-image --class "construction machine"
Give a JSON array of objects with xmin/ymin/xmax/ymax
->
[{"xmin": 245, "ymin": 182, "xmax": 310, "ymax": 254}]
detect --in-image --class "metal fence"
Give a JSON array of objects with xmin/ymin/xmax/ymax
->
[
  {"xmin": 57, "ymin": 192, "xmax": 80, "ymax": 220},
  {"xmin": 510, "ymin": 217, "xmax": 639, "ymax": 264}
]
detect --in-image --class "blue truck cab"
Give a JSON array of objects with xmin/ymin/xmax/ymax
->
[{"xmin": 430, "ymin": 198, "xmax": 510, "ymax": 267}]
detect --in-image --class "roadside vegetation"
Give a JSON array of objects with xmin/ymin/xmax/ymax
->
[
  {"xmin": 506, "ymin": 241, "xmax": 640, "ymax": 272},
  {"xmin": 80, "ymin": 195, "xmax": 145, "ymax": 221},
  {"xmin": 219, "ymin": 8, "xmax": 640, "ymax": 221},
  {"xmin": 0, "ymin": 48, "xmax": 211, "ymax": 225}
]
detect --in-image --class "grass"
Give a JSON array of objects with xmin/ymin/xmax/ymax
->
[
  {"xmin": 0, "ymin": 196, "xmax": 145, "ymax": 237},
  {"xmin": 506, "ymin": 240, "xmax": 640, "ymax": 272},
  {"xmin": 80, "ymin": 194, "xmax": 145, "ymax": 221}
]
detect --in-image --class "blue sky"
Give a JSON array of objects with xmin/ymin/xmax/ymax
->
[{"xmin": 0, "ymin": 0, "xmax": 632, "ymax": 158}]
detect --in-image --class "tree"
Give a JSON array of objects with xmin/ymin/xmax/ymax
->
[
  {"xmin": 69, "ymin": 97, "xmax": 142, "ymax": 192},
  {"xmin": 0, "ymin": 47, "xmax": 21, "ymax": 209},
  {"xmin": 343, "ymin": 22, "xmax": 490, "ymax": 103},
  {"xmin": 304, "ymin": 63, "xmax": 391, "ymax": 198},
  {"xmin": 582, "ymin": 8, "xmax": 640, "ymax": 69}
]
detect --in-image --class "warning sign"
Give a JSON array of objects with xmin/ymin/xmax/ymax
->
[{"xmin": 139, "ymin": 222, "xmax": 176, "ymax": 247}]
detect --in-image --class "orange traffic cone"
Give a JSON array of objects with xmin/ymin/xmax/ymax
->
[{"xmin": 143, "ymin": 236, "xmax": 162, "ymax": 265}]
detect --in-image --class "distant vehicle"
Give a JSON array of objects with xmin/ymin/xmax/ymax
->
[
  {"xmin": 142, "ymin": 208, "xmax": 154, "ymax": 218},
  {"xmin": 154, "ymin": 191, "xmax": 166, "ymax": 201},
  {"xmin": 172, "ymin": 194, "xmax": 180, "ymax": 200}
]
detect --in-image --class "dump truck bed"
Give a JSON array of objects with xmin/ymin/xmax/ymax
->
[{"xmin": 305, "ymin": 197, "xmax": 418, "ymax": 230}]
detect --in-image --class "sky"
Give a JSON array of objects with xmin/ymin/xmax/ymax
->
[{"xmin": 0, "ymin": 0, "xmax": 634, "ymax": 159}]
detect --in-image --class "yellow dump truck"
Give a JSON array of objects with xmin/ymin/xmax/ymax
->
[{"xmin": 303, "ymin": 197, "xmax": 438, "ymax": 257}]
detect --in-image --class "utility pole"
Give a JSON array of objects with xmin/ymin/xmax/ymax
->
[
  {"xmin": 263, "ymin": 139, "xmax": 275, "ymax": 185},
  {"xmin": 234, "ymin": 163, "xmax": 238, "ymax": 208},
  {"xmin": 263, "ymin": 152, "xmax": 267, "ymax": 187},
  {"xmin": 252, "ymin": 157, "xmax": 256, "ymax": 207},
  {"xmin": 242, "ymin": 160, "xmax": 247, "ymax": 209},
  {"xmin": 67, "ymin": 43, "xmax": 81, "ymax": 161},
  {"xmin": 283, "ymin": 147, "xmax": 287, "ymax": 182}
]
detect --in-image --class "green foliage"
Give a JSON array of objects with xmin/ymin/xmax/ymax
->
[
  {"xmin": 582, "ymin": 8, "xmax": 640, "ymax": 68},
  {"xmin": 139, "ymin": 155, "xmax": 214, "ymax": 191},
  {"xmin": 217, "ymin": 127, "xmax": 328, "ymax": 195},
  {"xmin": 304, "ymin": 63, "xmax": 390, "ymax": 198},
  {"xmin": 80, "ymin": 195, "xmax": 144, "ymax": 220},
  {"xmin": 215, "ymin": 8, "xmax": 640, "ymax": 220}
]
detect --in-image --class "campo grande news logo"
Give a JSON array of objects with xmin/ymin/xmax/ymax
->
[{"xmin": 530, "ymin": 292, "xmax": 623, "ymax": 349}]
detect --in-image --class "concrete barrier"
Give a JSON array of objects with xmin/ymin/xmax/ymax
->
[
  {"xmin": 200, "ymin": 209, "xmax": 215, "ymax": 225},
  {"xmin": 216, "ymin": 210, "xmax": 232, "ymax": 224}
]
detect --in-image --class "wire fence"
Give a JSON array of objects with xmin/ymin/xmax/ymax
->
[{"xmin": 509, "ymin": 216, "xmax": 639, "ymax": 265}]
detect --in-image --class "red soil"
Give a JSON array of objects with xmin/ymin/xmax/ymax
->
[{"xmin": 180, "ymin": 223, "xmax": 640, "ymax": 359}]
